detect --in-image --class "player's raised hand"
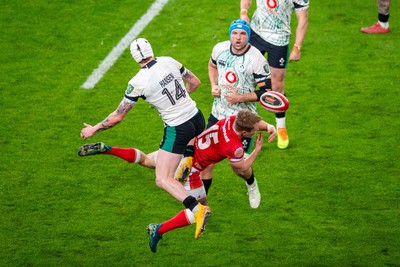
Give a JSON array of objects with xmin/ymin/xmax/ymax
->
[
  {"xmin": 266, "ymin": 124, "xmax": 276, "ymax": 143},
  {"xmin": 252, "ymin": 132, "xmax": 263, "ymax": 153}
]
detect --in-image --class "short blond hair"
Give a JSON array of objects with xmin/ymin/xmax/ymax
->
[{"xmin": 234, "ymin": 110, "xmax": 262, "ymax": 132}]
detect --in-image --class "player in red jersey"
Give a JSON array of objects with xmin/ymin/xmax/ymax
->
[{"xmin": 78, "ymin": 109, "xmax": 276, "ymax": 252}]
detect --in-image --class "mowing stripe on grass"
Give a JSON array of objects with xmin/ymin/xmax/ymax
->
[{"xmin": 81, "ymin": 0, "xmax": 170, "ymax": 89}]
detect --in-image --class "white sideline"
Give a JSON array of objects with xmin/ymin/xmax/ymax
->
[{"xmin": 81, "ymin": 0, "xmax": 170, "ymax": 89}]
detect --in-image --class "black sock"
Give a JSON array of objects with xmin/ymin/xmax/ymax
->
[
  {"xmin": 378, "ymin": 13, "xmax": 389, "ymax": 23},
  {"xmin": 183, "ymin": 196, "xmax": 198, "ymax": 211},
  {"xmin": 246, "ymin": 171, "xmax": 255, "ymax": 185},
  {"xmin": 183, "ymin": 145, "xmax": 195, "ymax": 157},
  {"xmin": 202, "ymin": 179, "xmax": 212, "ymax": 195},
  {"xmin": 275, "ymin": 111, "xmax": 286, "ymax": 118}
]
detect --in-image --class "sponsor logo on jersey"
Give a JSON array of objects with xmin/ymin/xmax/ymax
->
[
  {"xmin": 218, "ymin": 59, "xmax": 226, "ymax": 66},
  {"xmin": 264, "ymin": 64, "xmax": 270, "ymax": 74},
  {"xmin": 225, "ymin": 71, "xmax": 237, "ymax": 83},
  {"xmin": 234, "ymin": 147, "xmax": 244, "ymax": 158},
  {"xmin": 242, "ymin": 139, "xmax": 248, "ymax": 147},
  {"xmin": 126, "ymin": 84, "xmax": 134, "ymax": 94}
]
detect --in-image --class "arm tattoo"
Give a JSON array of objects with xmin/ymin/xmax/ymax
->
[
  {"xmin": 116, "ymin": 100, "xmax": 133, "ymax": 115},
  {"xmin": 183, "ymin": 70, "xmax": 195, "ymax": 80},
  {"xmin": 96, "ymin": 118, "xmax": 111, "ymax": 133},
  {"xmin": 95, "ymin": 100, "xmax": 133, "ymax": 133}
]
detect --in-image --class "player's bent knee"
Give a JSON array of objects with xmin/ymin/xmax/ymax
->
[{"xmin": 155, "ymin": 176, "xmax": 167, "ymax": 189}]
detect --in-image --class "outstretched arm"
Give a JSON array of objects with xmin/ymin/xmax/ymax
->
[{"xmin": 80, "ymin": 98, "xmax": 134, "ymax": 140}]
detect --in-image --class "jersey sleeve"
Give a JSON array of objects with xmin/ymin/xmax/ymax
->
[
  {"xmin": 164, "ymin": 56, "xmax": 184, "ymax": 72},
  {"xmin": 161, "ymin": 56, "xmax": 189, "ymax": 78},
  {"xmin": 210, "ymin": 45, "xmax": 218, "ymax": 65},
  {"xmin": 253, "ymin": 49, "xmax": 271, "ymax": 84},
  {"xmin": 210, "ymin": 41, "xmax": 227, "ymax": 66},
  {"xmin": 227, "ymin": 145, "xmax": 245, "ymax": 163},
  {"xmin": 124, "ymin": 81, "xmax": 144, "ymax": 104}
]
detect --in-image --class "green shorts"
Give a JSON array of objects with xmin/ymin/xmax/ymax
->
[{"xmin": 160, "ymin": 110, "xmax": 205, "ymax": 154}]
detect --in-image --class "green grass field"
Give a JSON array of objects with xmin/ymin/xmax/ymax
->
[{"xmin": 1, "ymin": 0, "xmax": 399, "ymax": 266}]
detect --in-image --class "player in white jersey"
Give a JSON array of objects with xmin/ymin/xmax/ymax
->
[
  {"xmin": 240, "ymin": 0, "xmax": 309, "ymax": 149},
  {"xmin": 204, "ymin": 19, "xmax": 275, "ymax": 209},
  {"xmin": 125, "ymin": 56, "xmax": 198, "ymax": 126},
  {"xmin": 80, "ymin": 38, "xmax": 210, "ymax": 240}
]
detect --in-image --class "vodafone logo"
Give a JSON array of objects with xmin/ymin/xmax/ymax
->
[
  {"xmin": 266, "ymin": 0, "xmax": 277, "ymax": 8},
  {"xmin": 225, "ymin": 71, "xmax": 237, "ymax": 83}
]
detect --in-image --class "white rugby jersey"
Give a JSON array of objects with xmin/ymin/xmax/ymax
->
[
  {"xmin": 210, "ymin": 41, "xmax": 270, "ymax": 119},
  {"xmin": 124, "ymin": 56, "xmax": 198, "ymax": 126},
  {"xmin": 251, "ymin": 0, "xmax": 309, "ymax": 46}
]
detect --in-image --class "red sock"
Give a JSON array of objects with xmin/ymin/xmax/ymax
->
[
  {"xmin": 104, "ymin": 147, "xmax": 137, "ymax": 163},
  {"xmin": 158, "ymin": 210, "xmax": 191, "ymax": 235}
]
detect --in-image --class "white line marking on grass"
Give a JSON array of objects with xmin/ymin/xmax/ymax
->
[{"xmin": 82, "ymin": 0, "xmax": 170, "ymax": 89}]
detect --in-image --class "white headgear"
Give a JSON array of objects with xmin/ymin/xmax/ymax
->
[{"xmin": 130, "ymin": 38, "xmax": 154, "ymax": 63}]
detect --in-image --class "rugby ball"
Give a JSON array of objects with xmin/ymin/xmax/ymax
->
[{"xmin": 259, "ymin": 91, "xmax": 289, "ymax": 113}]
